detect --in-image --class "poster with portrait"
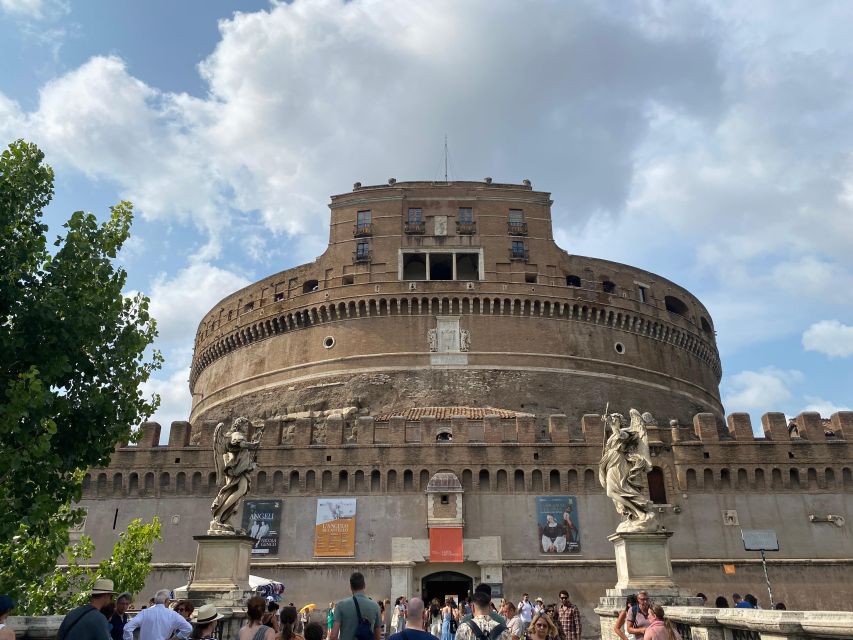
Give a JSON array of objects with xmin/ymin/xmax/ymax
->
[
  {"xmin": 241, "ymin": 499, "xmax": 282, "ymax": 556},
  {"xmin": 536, "ymin": 496, "xmax": 580, "ymax": 554},
  {"xmin": 314, "ymin": 498, "xmax": 357, "ymax": 557}
]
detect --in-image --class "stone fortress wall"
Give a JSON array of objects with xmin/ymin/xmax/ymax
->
[
  {"xmin": 79, "ymin": 409, "xmax": 853, "ymax": 616},
  {"xmin": 188, "ymin": 180, "xmax": 721, "ymax": 426}
]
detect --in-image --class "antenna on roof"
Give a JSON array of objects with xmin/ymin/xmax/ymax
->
[{"xmin": 444, "ymin": 134, "xmax": 448, "ymax": 182}]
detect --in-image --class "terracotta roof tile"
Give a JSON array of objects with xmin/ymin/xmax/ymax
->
[{"xmin": 374, "ymin": 406, "xmax": 531, "ymax": 422}]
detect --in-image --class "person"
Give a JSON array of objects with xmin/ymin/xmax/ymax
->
[
  {"xmin": 429, "ymin": 600, "xmax": 443, "ymax": 637},
  {"xmin": 695, "ymin": 594, "xmax": 707, "ymax": 607},
  {"xmin": 189, "ymin": 604, "xmax": 223, "ymax": 640},
  {"xmin": 326, "ymin": 603, "xmax": 335, "ymax": 636},
  {"xmin": 503, "ymin": 603, "xmax": 520, "ymax": 640},
  {"xmin": 524, "ymin": 613, "xmax": 557, "ymax": 640},
  {"xmin": 713, "ymin": 597, "xmax": 728, "ymax": 608},
  {"xmin": 774, "ymin": 602, "xmax": 787, "ymax": 610},
  {"xmin": 743, "ymin": 595, "xmax": 758, "ymax": 609},
  {"xmin": 731, "ymin": 594, "xmax": 742, "ymax": 607},
  {"xmin": 455, "ymin": 591, "xmax": 509, "ymax": 640},
  {"xmin": 555, "ymin": 591, "xmax": 580, "ymax": 640},
  {"xmin": 388, "ymin": 598, "xmax": 438, "ymax": 640},
  {"xmin": 173, "ymin": 601, "xmax": 195, "ymax": 639},
  {"xmin": 397, "ymin": 599, "xmax": 408, "ymax": 634},
  {"xmin": 238, "ymin": 597, "xmax": 276, "ymax": 640},
  {"xmin": 391, "ymin": 598, "xmax": 402, "ymax": 636},
  {"xmin": 58, "ymin": 578, "xmax": 114, "ymax": 640},
  {"xmin": 304, "ymin": 622, "xmax": 325, "ymax": 640},
  {"xmin": 516, "ymin": 595, "xmax": 534, "ymax": 638},
  {"xmin": 381, "ymin": 600, "xmax": 390, "ymax": 640},
  {"xmin": 123, "ymin": 589, "xmax": 192, "ymax": 640},
  {"xmin": 533, "ymin": 600, "xmax": 545, "ymax": 617},
  {"xmin": 612, "ymin": 595, "xmax": 638, "ymax": 640},
  {"xmin": 110, "ymin": 593, "xmax": 132, "ymax": 640},
  {"xmin": 461, "ymin": 586, "xmax": 504, "ymax": 626},
  {"xmin": 0, "ymin": 595, "xmax": 15, "ymax": 640},
  {"xmin": 329, "ymin": 572, "xmax": 382, "ymax": 640},
  {"xmin": 625, "ymin": 591, "xmax": 650, "ymax": 640},
  {"xmin": 440, "ymin": 598, "xmax": 456, "ymax": 640},
  {"xmin": 541, "ymin": 516, "xmax": 567, "ymax": 553},
  {"xmin": 281, "ymin": 606, "xmax": 304, "ymax": 640},
  {"xmin": 735, "ymin": 594, "xmax": 754, "ymax": 609},
  {"xmin": 262, "ymin": 602, "xmax": 280, "ymax": 633},
  {"xmin": 642, "ymin": 604, "xmax": 680, "ymax": 640}
]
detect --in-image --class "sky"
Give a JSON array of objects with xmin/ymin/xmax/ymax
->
[{"xmin": 1, "ymin": 0, "xmax": 851, "ymax": 436}]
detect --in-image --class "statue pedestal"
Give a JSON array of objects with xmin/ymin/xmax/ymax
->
[
  {"xmin": 607, "ymin": 530, "xmax": 676, "ymax": 593},
  {"xmin": 186, "ymin": 535, "xmax": 255, "ymax": 606},
  {"xmin": 596, "ymin": 530, "xmax": 701, "ymax": 638}
]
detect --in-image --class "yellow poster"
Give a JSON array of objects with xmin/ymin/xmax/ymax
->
[{"xmin": 313, "ymin": 498, "xmax": 356, "ymax": 557}]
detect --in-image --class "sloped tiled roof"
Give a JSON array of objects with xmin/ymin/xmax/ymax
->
[{"xmin": 374, "ymin": 406, "xmax": 532, "ymax": 422}]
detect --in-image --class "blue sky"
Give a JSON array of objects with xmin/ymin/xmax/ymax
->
[{"xmin": 1, "ymin": 0, "xmax": 851, "ymax": 434}]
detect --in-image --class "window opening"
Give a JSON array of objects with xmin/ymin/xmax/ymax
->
[
  {"xmin": 457, "ymin": 207, "xmax": 473, "ymax": 223},
  {"xmin": 403, "ymin": 253, "xmax": 427, "ymax": 280},
  {"xmin": 342, "ymin": 274, "xmax": 354, "ymax": 285},
  {"xmin": 274, "ymin": 292, "xmax": 285, "ymax": 302},
  {"xmin": 566, "ymin": 275, "xmax": 581, "ymax": 287},
  {"xmin": 511, "ymin": 240, "xmax": 527, "ymax": 260},
  {"xmin": 302, "ymin": 279, "xmax": 319, "ymax": 293},
  {"xmin": 407, "ymin": 208, "xmax": 422, "ymax": 222},
  {"xmin": 665, "ymin": 295, "xmax": 689, "ymax": 317},
  {"xmin": 429, "ymin": 253, "xmax": 453, "ymax": 280},
  {"xmin": 602, "ymin": 280, "xmax": 616, "ymax": 294},
  {"xmin": 509, "ymin": 209, "xmax": 524, "ymax": 224},
  {"xmin": 456, "ymin": 253, "xmax": 479, "ymax": 280},
  {"xmin": 525, "ymin": 273, "xmax": 537, "ymax": 284},
  {"xmin": 648, "ymin": 467, "xmax": 667, "ymax": 504},
  {"xmin": 355, "ymin": 241, "xmax": 370, "ymax": 262},
  {"xmin": 638, "ymin": 286, "xmax": 647, "ymax": 303},
  {"xmin": 357, "ymin": 210, "xmax": 371, "ymax": 225}
]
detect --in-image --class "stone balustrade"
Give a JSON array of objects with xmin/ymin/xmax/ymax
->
[{"xmin": 662, "ymin": 606, "xmax": 853, "ymax": 640}]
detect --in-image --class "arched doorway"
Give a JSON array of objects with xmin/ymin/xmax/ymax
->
[{"xmin": 421, "ymin": 571, "xmax": 473, "ymax": 605}]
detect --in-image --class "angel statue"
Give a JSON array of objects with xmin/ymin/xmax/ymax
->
[
  {"xmin": 209, "ymin": 417, "xmax": 265, "ymax": 534},
  {"xmin": 598, "ymin": 408, "xmax": 659, "ymax": 533}
]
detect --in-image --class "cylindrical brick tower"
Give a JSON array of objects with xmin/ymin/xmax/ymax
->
[{"xmin": 189, "ymin": 180, "xmax": 722, "ymax": 426}]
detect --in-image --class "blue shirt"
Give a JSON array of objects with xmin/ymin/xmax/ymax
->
[
  {"xmin": 735, "ymin": 601, "xmax": 754, "ymax": 609},
  {"xmin": 390, "ymin": 630, "xmax": 440, "ymax": 640}
]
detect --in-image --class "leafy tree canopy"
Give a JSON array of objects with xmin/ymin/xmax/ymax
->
[{"xmin": 0, "ymin": 139, "xmax": 161, "ymax": 543}]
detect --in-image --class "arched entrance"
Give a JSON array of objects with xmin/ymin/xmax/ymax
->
[{"xmin": 421, "ymin": 571, "xmax": 473, "ymax": 605}]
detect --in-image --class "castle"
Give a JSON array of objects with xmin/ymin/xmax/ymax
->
[{"xmin": 80, "ymin": 180, "xmax": 852, "ymax": 632}]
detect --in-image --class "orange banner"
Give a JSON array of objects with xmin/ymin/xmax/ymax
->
[{"xmin": 430, "ymin": 527, "xmax": 463, "ymax": 563}]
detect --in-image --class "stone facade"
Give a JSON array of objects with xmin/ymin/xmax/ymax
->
[{"xmin": 78, "ymin": 181, "xmax": 853, "ymax": 637}]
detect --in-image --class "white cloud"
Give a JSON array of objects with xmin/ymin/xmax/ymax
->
[
  {"xmin": 140, "ymin": 348, "xmax": 193, "ymax": 441},
  {"xmin": 802, "ymin": 320, "xmax": 853, "ymax": 358},
  {"xmin": 722, "ymin": 367, "xmax": 804, "ymax": 412},
  {"xmin": 801, "ymin": 395, "xmax": 850, "ymax": 418},
  {"xmin": 0, "ymin": 0, "xmax": 67, "ymax": 20},
  {"xmin": 147, "ymin": 262, "xmax": 251, "ymax": 345}
]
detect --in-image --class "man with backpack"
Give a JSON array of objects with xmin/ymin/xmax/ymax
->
[
  {"xmin": 329, "ymin": 572, "xmax": 382, "ymax": 640},
  {"xmin": 625, "ymin": 591, "xmax": 650, "ymax": 640},
  {"xmin": 455, "ymin": 591, "xmax": 510, "ymax": 640}
]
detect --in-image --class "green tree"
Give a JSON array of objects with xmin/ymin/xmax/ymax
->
[
  {"xmin": 0, "ymin": 139, "xmax": 161, "ymax": 544},
  {"xmin": 97, "ymin": 517, "xmax": 162, "ymax": 597},
  {"xmin": 0, "ymin": 516, "xmax": 162, "ymax": 614}
]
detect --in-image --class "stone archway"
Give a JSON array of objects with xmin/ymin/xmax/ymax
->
[{"xmin": 421, "ymin": 570, "xmax": 474, "ymax": 605}]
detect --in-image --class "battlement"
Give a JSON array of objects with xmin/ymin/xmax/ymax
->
[{"xmin": 128, "ymin": 409, "xmax": 851, "ymax": 451}]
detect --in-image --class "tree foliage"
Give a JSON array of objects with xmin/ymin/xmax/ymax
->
[
  {"xmin": 0, "ymin": 139, "xmax": 161, "ymax": 544},
  {"xmin": 0, "ymin": 516, "xmax": 162, "ymax": 615}
]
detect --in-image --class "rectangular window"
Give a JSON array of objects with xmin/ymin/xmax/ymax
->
[
  {"xmin": 356, "ymin": 241, "xmax": 370, "ymax": 260},
  {"xmin": 407, "ymin": 208, "xmax": 422, "ymax": 223},
  {"xmin": 457, "ymin": 207, "xmax": 473, "ymax": 223},
  {"xmin": 511, "ymin": 240, "xmax": 525, "ymax": 254},
  {"xmin": 357, "ymin": 210, "xmax": 371, "ymax": 225},
  {"xmin": 509, "ymin": 209, "xmax": 524, "ymax": 224},
  {"xmin": 638, "ymin": 286, "xmax": 647, "ymax": 303}
]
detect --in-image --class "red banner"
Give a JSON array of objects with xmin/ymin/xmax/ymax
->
[{"xmin": 430, "ymin": 527, "xmax": 463, "ymax": 563}]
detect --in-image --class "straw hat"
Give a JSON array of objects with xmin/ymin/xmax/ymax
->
[
  {"xmin": 91, "ymin": 579, "xmax": 115, "ymax": 595},
  {"xmin": 193, "ymin": 604, "xmax": 224, "ymax": 625}
]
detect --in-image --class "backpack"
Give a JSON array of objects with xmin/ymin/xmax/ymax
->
[
  {"xmin": 465, "ymin": 620, "xmax": 506, "ymax": 640},
  {"xmin": 353, "ymin": 596, "xmax": 374, "ymax": 640}
]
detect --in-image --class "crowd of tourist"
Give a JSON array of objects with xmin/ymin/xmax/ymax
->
[{"xmin": 0, "ymin": 572, "xmax": 786, "ymax": 640}]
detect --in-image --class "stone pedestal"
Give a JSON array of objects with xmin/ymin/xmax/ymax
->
[
  {"xmin": 596, "ymin": 530, "xmax": 701, "ymax": 639},
  {"xmin": 608, "ymin": 530, "xmax": 676, "ymax": 592},
  {"xmin": 186, "ymin": 535, "xmax": 256, "ymax": 606}
]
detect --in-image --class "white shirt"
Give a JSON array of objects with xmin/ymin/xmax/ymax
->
[
  {"xmin": 518, "ymin": 601, "xmax": 533, "ymax": 622},
  {"xmin": 123, "ymin": 604, "xmax": 192, "ymax": 640}
]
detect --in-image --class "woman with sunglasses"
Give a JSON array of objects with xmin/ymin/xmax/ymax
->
[{"xmin": 525, "ymin": 613, "xmax": 559, "ymax": 640}]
